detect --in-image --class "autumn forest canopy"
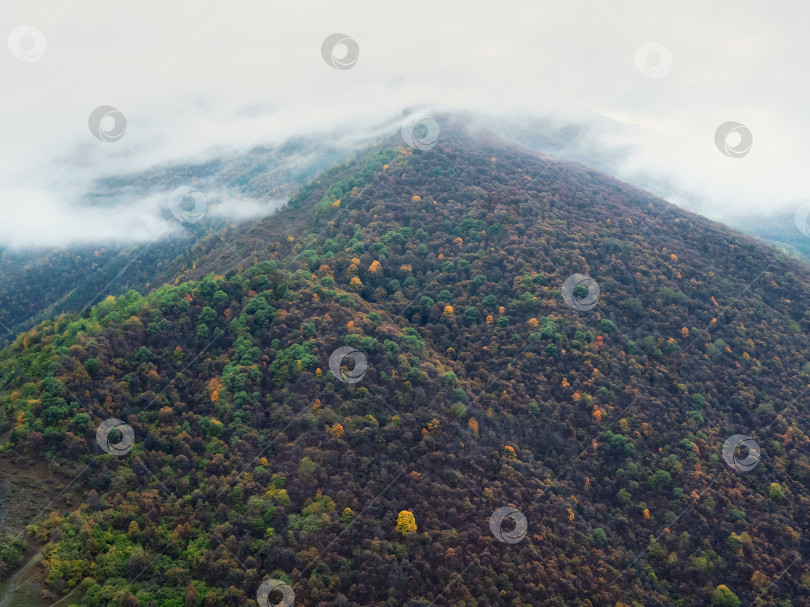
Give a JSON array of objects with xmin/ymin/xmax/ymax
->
[{"xmin": 3, "ymin": 122, "xmax": 810, "ymax": 606}]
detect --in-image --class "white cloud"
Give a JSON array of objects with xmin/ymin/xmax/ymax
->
[{"xmin": 1, "ymin": 0, "xmax": 808, "ymax": 248}]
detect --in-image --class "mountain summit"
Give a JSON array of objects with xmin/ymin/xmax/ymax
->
[{"xmin": 2, "ymin": 121, "xmax": 809, "ymax": 606}]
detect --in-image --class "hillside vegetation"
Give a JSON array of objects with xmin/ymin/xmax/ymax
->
[{"xmin": 2, "ymin": 123, "xmax": 810, "ymax": 606}]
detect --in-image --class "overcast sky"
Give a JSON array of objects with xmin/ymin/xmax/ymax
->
[{"xmin": 2, "ymin": 0, "xmax": 809, "ymax": 248}]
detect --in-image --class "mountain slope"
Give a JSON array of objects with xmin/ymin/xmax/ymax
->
[
  {"xmin": 0, "ymin": 136, "xmax": 348, "ymax": 344},
  {"xmin": 2, "ymin": 121, "xmax": 810, "ymax": 606}
]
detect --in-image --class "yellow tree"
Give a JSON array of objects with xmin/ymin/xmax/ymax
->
[{"xmin": 396, "ymin": 510, "xmax": 417, "ymax": 535}]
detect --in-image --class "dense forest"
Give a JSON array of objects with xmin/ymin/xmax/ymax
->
[{"xmin": 2, "ymin": 121, "xmax": 810, "ymax": 605}]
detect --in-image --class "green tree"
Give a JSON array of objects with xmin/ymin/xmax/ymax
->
[
  {"xmin": 768, "ymin": 483, "xmax": 787, "ymax": 502},
  {"xmin": 711, "ymin": 585, "xmax": 741, "ymax": 607}
]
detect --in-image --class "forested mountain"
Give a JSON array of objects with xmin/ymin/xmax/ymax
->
[
  {"xmin": 0, "ymin": 136, "xmax": 348, "ymax": 344},
  {"xmin": 2, "ymin": 119, "xmax": 810, "ymax": 606},
  {"xmin": 494, "ymin": 113, "xmax": 810, "ymax": 263}
]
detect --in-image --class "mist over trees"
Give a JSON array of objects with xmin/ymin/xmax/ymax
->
[{"xmin": 1, "ymin": 126, "xmax": 809, "ymax": 605}]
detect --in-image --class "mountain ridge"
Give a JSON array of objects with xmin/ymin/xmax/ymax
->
[{"xmin": 1, "ymin": 121, "xmax": 810, "ymax": 606}]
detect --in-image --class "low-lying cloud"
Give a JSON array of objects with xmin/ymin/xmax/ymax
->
[
  {"xmin": 1, "ymin": 0, "xmax": 808, "ymax": 249},
  {"xmin": 0, "ymin": 185, "xmax": 288, "ymax": 249}
]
